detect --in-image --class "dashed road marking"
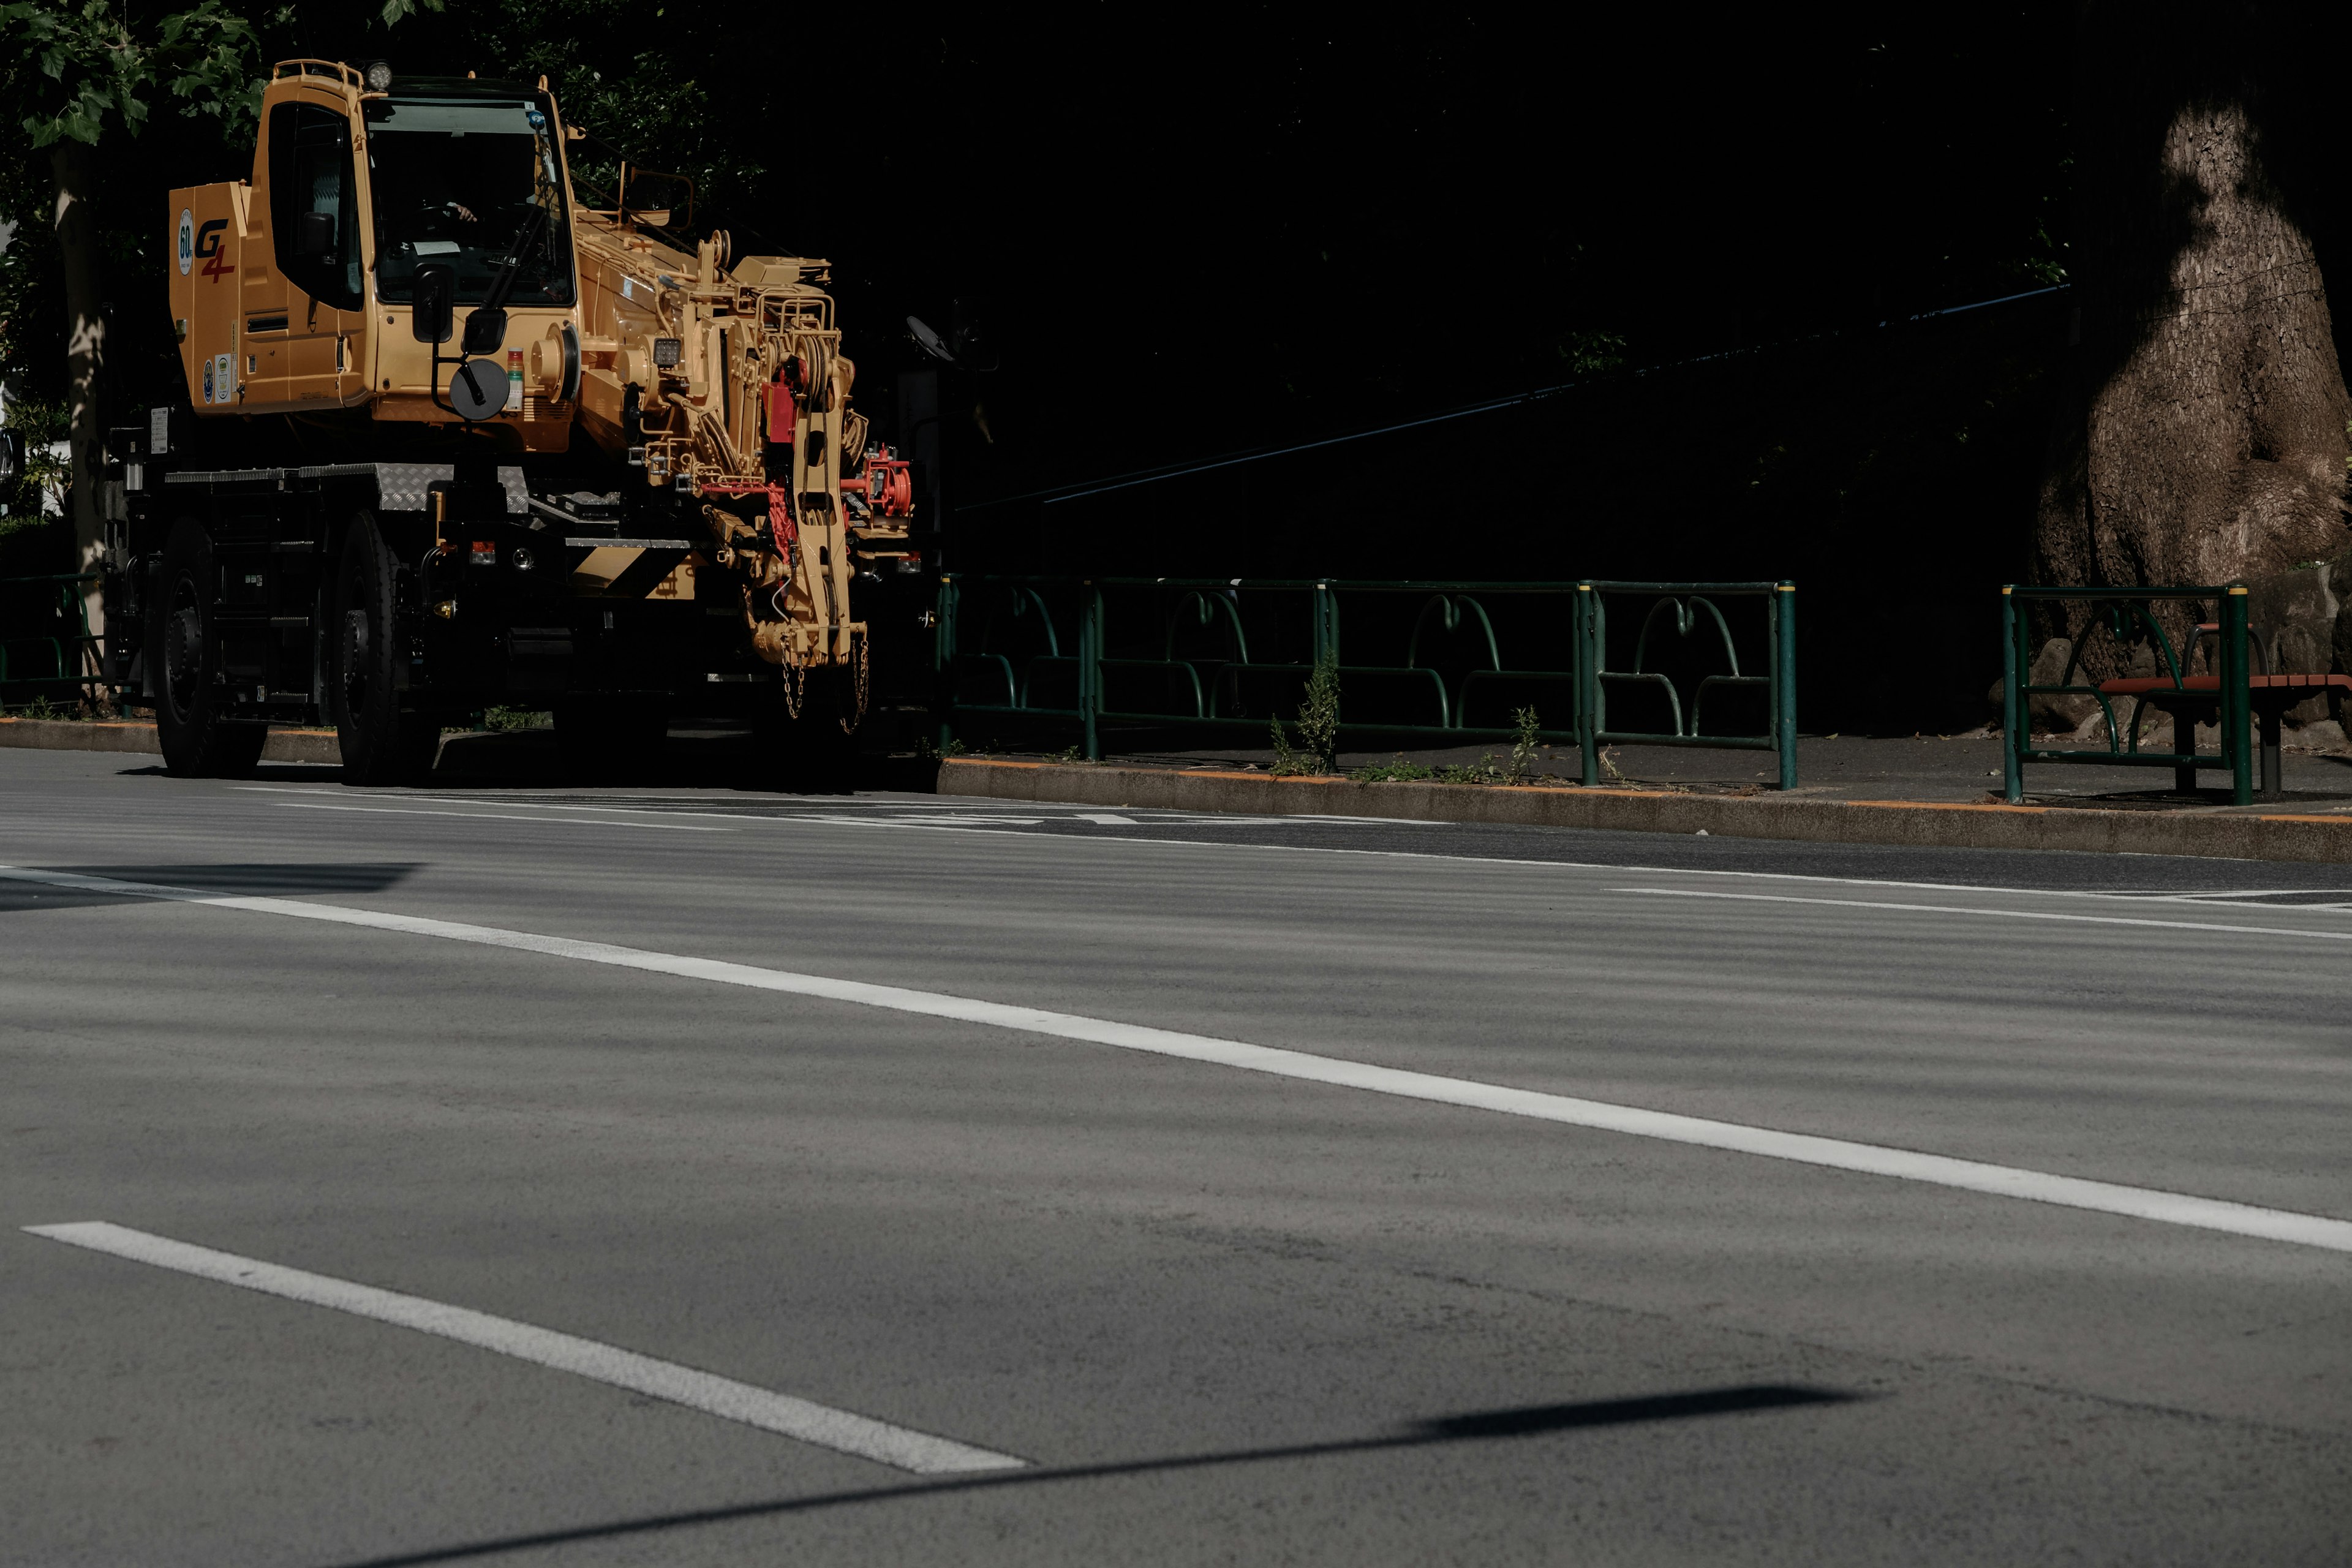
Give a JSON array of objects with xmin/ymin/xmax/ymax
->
[{"xmin": 24, "ymin": 1221, "xmax": 1026, "ymax": 1475}]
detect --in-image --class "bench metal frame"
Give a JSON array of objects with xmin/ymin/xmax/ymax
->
[{"xmin": 2000, "ymin": 584, "xmax": 2253, "ymax": 806}]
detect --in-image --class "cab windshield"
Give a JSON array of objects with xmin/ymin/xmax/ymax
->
[{"xmin": 366, "ymin": 96, "xmax": 574, "ymax": 306}]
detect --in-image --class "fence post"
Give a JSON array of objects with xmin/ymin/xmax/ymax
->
[
  {"xmin": 1773, "ymin": 582, "xmax": 1798, "ymax": 790},
  {"xmin": 1080, "ymin": 583, "xmax": 1103, "ymax": 761},
  {"xmin": 1577, "ymin": 582, "xmax": 1600, "ymax": 786},
  {"xmin": 2222, "ymin": 584, "xmax": 2252, "ymax": 805},
  {"xmin": 2000, "ymin": 587, "xmax": 2022, "ymax": 803}
]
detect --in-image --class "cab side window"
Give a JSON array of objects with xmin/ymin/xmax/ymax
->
[{"xmin": 269, "ymin": 103, "xmax": 364, "ymax": 311}]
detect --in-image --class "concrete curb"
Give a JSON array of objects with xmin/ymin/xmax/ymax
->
[
  {"xmin": 0, "ymin": 717, "xmax": 342, "ymax": 766},
  {"xmin": 938, "ymin": 758, "xmax": 2352, "ymax": 864}
]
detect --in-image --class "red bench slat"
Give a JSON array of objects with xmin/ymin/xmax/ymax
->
[{"xmin": 2096, "ymin": 674, "xmax": 2352, "ymax": 695}]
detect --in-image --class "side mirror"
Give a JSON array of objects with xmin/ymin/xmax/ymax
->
[
  {"xmin": 297, "ymin": 210, "xmax": 336, "ymax": 258},
  {"xmin": 412, "ymin": 263, "xmax": 456, "ymax": 344},
  {"xmin": 461, "ymin": 306, "xmax": 508, "ymax": 356}
]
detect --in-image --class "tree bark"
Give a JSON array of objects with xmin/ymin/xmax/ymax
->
[
  {"xmin": 2035, "ymin": 4, "xmax": 2351, "ymax": 601},
  {"xmin": 51, "ymin": 137, "xmax": 107, "ymax": 662}
]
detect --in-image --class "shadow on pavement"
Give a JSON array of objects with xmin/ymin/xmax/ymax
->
[
  {"xmin": 0, "ymin": 862, "xmax": 418, "ymax": 914},
  {"xmin": 109, "ymin": 733, "xmax": 938, "ymax": 795},
  {"xmin": 322, "ymin": 1384, "xmax": 1861, "ymax": 1568}
]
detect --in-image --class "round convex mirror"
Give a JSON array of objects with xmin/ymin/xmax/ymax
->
[{"xmin": 450, "ymin": 358, "xmax": 507, "ymax": 421}]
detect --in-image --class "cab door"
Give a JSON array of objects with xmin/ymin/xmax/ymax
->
[{"xmin": 270, "ymin": 99, "xmax": 368, "ymax": 405}]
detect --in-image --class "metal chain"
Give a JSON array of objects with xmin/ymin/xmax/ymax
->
[{"xmin": 840, "ymin": 630, "xmax": 870, "ymax": 734}]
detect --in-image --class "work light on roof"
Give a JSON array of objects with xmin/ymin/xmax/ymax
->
[{"xmin": 364, "ymin": 60, "xmax": 393, "ymax": 92}]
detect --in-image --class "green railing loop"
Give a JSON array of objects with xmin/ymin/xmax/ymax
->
[
  {"xmin": 0, "ymin": 571, "xmax": 102, "ymax": 711},
  {"xmin": 935, "ymin": 574, "xmax": 1798, "ymax": 786}
]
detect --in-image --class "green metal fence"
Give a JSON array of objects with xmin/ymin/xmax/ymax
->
[
  {"xmin": 936, "ymin": 575, "xmax": 1798, "ymax": 787},
  {"xmin": 1577, "ymin": 581, "xmax": 1798, "ymax": 791},
  {"xmin": 0, "ymin": 572, "xmax": 99, "ymax": 711},
  {"xmin": 2000, "ymin": 583, "xmax": 2253, "ymax": 805}
]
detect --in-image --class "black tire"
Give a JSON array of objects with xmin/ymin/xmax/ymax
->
[
  {"xmin": 331, "ymin": 514, "xmax": 440, "ymax": 785},
  {"xmin": 554, "ymin": 697, "xmax": 668, "ymax": 783},
  {"xmin": 748, "ymin": 667, "xmax": 859, "ymax": 793},
  {"xmin": 151, "ymin": 519, "xmax": 268, "ymax": 777}
]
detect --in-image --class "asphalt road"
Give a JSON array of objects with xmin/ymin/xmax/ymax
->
[{"xmin": 3, "ymin": 748, "xmax": 2348, "ymax": 1566}]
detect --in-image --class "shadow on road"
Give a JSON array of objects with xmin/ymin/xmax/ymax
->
[
  {"xmin": 322, "ymin": 1383, "xmax": 1862, "ymax": 1568},
  {"xmin": 0, "ymin": 862, "xmax": 418, "ymax": 914},
  {"xmin": 113, "ymin": 735, "xmax": 940, "ymax": 795}
]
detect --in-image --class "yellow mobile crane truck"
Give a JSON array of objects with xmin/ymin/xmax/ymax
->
[{"xmin": 105, "ymin": 58, "xmax": 930, "ymax": 782}]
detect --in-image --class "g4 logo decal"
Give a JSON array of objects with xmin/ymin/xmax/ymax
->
[{"xmin": 195, "ymin": 218, "xmax": 233, "ymax": 282}]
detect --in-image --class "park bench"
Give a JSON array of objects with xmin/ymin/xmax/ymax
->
[
  {"xmin": 2097, "ymin": 620, "xmax": 2350, "ymax": 799},
  {"xmin": 2003, "ymin": 583, "xmax": 2349, "ymax": 804}
]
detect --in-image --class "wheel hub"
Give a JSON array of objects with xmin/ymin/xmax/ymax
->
[
  {"xmin": 342, "ymin": 609, "xmax": 372, "ymax": 713},
  {"xmin": 164, "ymin": 606, "xmax": 203, "ymax": 698}
]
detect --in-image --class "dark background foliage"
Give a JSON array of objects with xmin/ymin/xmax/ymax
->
[{"xmin": 15, "ymin": 4, "xmax": 2314, "ymax": 728}]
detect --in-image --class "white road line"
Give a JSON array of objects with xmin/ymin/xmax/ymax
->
[
  {"xmin": 1613, "ymin": 886, "xmax": 2352, "ymax": 941},
  {"xmin": 219, "ymin": 788, "xmax": 2352, "ymax": 910},
  {"xmin": 560, "ymin": 809, "xmax": 2352, "ymax": 921},
  {"xmin": 812, "ymin": 813, "xmax": 1052, "ymax": 827},
  {"xmin": 2161, "ymin": 888, "xmax": 2352, "ymax": 902},
  {"xmin": 273, "ymin": 802, "xmax": 728, "ymax": 831},
  {"xmin": 23, "ymin": 1221, "xmax": 1025, "ymax": 1476},
  {"xmin": 5, "ymin": 862, "xmax": 2349, "ymax": 1256},
  {"xmin": 203, "ymin": 787, "xmax": 2352, "ymax": 918}
]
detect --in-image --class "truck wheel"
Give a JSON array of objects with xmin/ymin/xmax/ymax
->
[
  {"xmin": 151, "ymin": 520, "xmax": 268, "ymax": 777},
  {"xmin": 554, "ymin": 698, "xmax": 668, "ymax": 783},
  {"xmin": 750, "ymin": 668, "xmax": 858, "ymax": 793},
  {"xmin": 331, "ymin": 515, "xmax": 440, "ymax": 785}
]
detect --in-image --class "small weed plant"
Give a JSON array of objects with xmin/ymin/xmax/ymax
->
[
  {"xmin": 1438, "ymin": 754, "xmax": 1506, "ymax": 785},
  {"xmin": 484, "ymin": 706, "xmax": 551, "ymax": 732},
  {"xmin": 1270, "ymin": 652, "xmax": 1341, "ymax": 775},
  {"xmin": 1349, "ymin": 753, "xmax": 1437, "ymax": 782},
  {"xmin": 1507, "ymin": 705, "xmax": 1542, "ymax": 783}
]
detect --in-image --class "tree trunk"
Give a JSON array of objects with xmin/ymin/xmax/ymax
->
[
  {"xmin": 51, "ymin": 137, "xmax": 107, "ymax": 665},
  {"xmin": 2035, "ymin": 4, "xmax": 2351, "ymax": 603}
]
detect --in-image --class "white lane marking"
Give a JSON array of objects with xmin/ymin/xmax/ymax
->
[
  {"xmin": 4, "ymin": 863, "xmax": 2348, "ymax": 1256},
  {"xmin": 2160, "ymin": 888, "xmax": 2352, "ymax": 902},
  {"xmin": 233, "ymin": 787, "xmax": 1438, "ymax": 831},
  {"xmin": 536, "ymin": 809, "xmax": 2352, "ymax": 925},
  {"xmin": 273, "ymin": 802, "xmax": 729, "ymax": 831},
  {"xmin": 199, "ymin": 788, "xmax": 2352, "ymax": 923},
  {"xmin": 1071, "ymin": 813, "xmax": 1137, "ymax": 826},
  {"xmin": 230, "ymin": 786, "xmax": 2348, "ymax": 912},
  {"xmin": 794, "ymin": 813, "xmax": 1049, "ymax": 827},
  {"xmin": 24, "ymin": 1221, "xmax": 1024, "ymax": 1475},
  {"xmin": 1613, "ymin": 886, "xmax": 2352, "ymax": 942}
]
